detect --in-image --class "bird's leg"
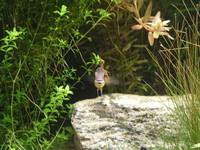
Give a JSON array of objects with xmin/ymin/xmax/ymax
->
[
  {"xmin": 97, "ymin": 88, "xmax": 99, "ymax": 97},
  {"xmin": 100, "ymin": 88, "xmax": 103, "ymax": 96}
]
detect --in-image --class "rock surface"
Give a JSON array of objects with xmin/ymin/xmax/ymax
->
[{"xmin": 71, "ymin": 93, "xmax": 175, "ymax": 150}]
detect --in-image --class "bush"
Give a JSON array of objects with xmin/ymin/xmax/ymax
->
[{"xmin": 0, "ymin": 0, "xmax": 117, "ymax": 149}]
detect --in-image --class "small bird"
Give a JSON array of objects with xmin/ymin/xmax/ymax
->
[{"xmin": 94, "ymin": 59, "xmax": 109, "ymax": 96}]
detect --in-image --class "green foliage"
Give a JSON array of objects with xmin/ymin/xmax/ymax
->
[
  {"xmin": 97, "ymin": 9, "xmax": 112, "ymax": 21},
  {"xmin": 1, "ymin": 0, "xmax": 198, "ymax": 148},
  {"xmin": 54, "ymin": 5, "xmax": 70, "ymax": 17},
  {"xmin": 81, "ymin": 53, "xmax": 101, "ymax": 77},
  {"xmin": 145, "ymin": 1, "xmax": 200, "ymax": 149},
  {"xmin": 1, "ymin": 28, "xmax": 24, "ymax": 52},
  {"xmin": 192, "ymin": 143, "xmax": 200, "ymax": 149},
  {"xmin": 111, "ymin": 0, "xmax": 121, "ymax": 4},
  {"xmin": 0, "ymin": 0, "xmax": 116, "ymax": 149},
  {"xmin": 89, "ymin": 53, "xmax": 101, "ymax": 66},
  {"xmin": 89, "ymin": 4, "xmax": 154, "ymax": 94}
]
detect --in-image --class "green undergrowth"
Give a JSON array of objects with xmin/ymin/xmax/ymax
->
[
  {"xmin": 0, "ymin": 0, "xmax": 120, "ymax": 149},
  {"xmin": 146, "ymin": 1, "xmax": 200, "ymax": 149}
]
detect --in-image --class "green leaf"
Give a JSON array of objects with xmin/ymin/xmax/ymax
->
[
  {"xmin": 60, "ymin": 5, "xmax": 67, "ymax": 16},
  {"xmin": 143, "ymin": 0, "xmax": 152, "ymax": 22},
  {"xmin": 84, "ymin": 10, "xmax": 93, "ymax": 20},
  {"xmin": 54, "ymin": 5, "xmax": 69, "ymax": 17},
  {"xmin": 97, "ymin": 9, "xmax": 112, "ymax": 20},
  {"xmin": 124, "ymin": 2, "xmax": 139, "ymax": 18},
  {"xmin": 122, "ymin": 42, "xmax": 133, "ymax": 52},
  {"xmin": 136, "ymin": 0, "xmax": 144, "ymax": 11},
  {"xmin": 192, "ymin": 143, "xmax": 200, "ymax": 149},
  {"xmin": 111, "ymin": 0, "xmax": 121, "ymax": 4},
  {"xmin": 91, "ymin": 53, "xmax": 101, "ymax": 66}
]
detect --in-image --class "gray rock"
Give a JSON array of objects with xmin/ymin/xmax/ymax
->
[{"xmin": 71, "ymin": 93, "xmax": 175, "ymax": 150}]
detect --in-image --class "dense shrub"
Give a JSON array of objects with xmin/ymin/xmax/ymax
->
[{"xmin": 0, "ymin": 0, "xmax": 118, "ymax": 149}]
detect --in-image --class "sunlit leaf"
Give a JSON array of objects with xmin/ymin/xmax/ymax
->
[
  {"xmin": 111, "ymin": 0, "xmax": 121, "ymax": 4},
  {"xmin": 54, "ymin": 5, "xmax": 69, "ymax": 17},
  {"xmin": 60, "ymin": 5, "xmax": 68, "ymax": 16},
  {"xmin": 84, "ymin": 10, "xmax": 93, "ymax": 20},
  {"xmin": 97, "ymin": 9, "xmax": 112, "ymax": 20},
  {"xmin": 192, "ymin": 143, "xmax": 200, "ymax": 149}
]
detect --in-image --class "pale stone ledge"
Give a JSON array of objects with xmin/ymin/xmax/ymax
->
[{"xmin": 71, "ymin": 93, "xmax": 175, "ymax": 150}]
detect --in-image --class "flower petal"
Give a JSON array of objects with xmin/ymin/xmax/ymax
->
[
  {"xmin": 153, "ymin": 31, "xmax": 160, "ymax": 39},
  {"xmin": 155, "ymin": 11, "xmax": 161, "ymax": 18},
  {"xmin": 162, "ymin": 20, "xmax": 170, "ymax": 25},
  {"xmin": 145, "ymin": 24, "xmax": 154, "ymax": 32},
  {"xmin": 153, "ymin": 11, "xmax": 161, "ymax": 23},
  {"xmin": 131, "ymin": 24, "xmax": 143, "ymax": 30},
  {"xmin": 148, "ymin": 32, "xmax": 154, "ymax": 46},
  {"xmin": 160, "ymin": 26, "xmax": 172, "ymax": 31},
  {"xmin": 160, "ymin": 32, "xmax": 174, "ymax": 40}
]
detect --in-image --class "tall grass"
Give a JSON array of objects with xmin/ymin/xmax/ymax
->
[{"xmin": 147, "ymin": 1, "xmax": 200, "ymax": 149}]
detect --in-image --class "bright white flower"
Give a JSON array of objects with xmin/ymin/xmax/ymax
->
[{"xmin": 147, "ymin": 11, "xmax": 173, "ymax": 45}]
